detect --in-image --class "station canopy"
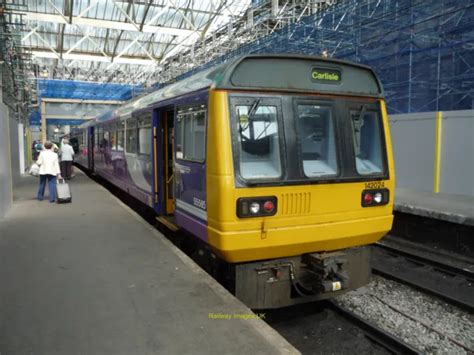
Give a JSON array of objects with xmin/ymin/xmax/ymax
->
[{"xmin": 18, "ymin": 0, "xmax": 250, "ymax": 85}]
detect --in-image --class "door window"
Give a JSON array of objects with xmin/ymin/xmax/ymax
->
[{"xmin": 175, "ymin": 105, "xmax": 206, "ymax": 162}]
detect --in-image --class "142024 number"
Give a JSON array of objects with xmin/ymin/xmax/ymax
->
[{"xmin": 365, "ymin": 181, "xmax": 385, "ymax": 189}]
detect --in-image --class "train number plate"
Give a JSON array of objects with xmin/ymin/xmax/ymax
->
[{"xmin": 365, "ymin": 181, "xmax": 385, "ymax": 189}]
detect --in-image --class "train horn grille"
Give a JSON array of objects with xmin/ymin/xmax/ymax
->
[{"xmin": 281, "ymin": 192, "xmax": 311, "ymax": 215}]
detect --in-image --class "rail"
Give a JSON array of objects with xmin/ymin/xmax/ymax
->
[
  {"xmin": 326, "ymin": 301, "xmax": 420, "ymax": 355},
  {"xmin": 372, "ymin": 241, "xmax": 474, "ymax": 311}
]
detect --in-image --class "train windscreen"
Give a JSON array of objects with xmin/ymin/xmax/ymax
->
[
  {"xmin": 295, "ymin": 104, "xmax": 338, "ymax": 178},
  {"xmin": 230, "ymin": 94, "xmax": 388, "ymax": 186},
  {"xmin": 350, "ymin": 107, "xmax": 385, "ymax": 175},
  {"xmin": 235, "ymin": 100, "xmax": 282, "ymax": 180}
]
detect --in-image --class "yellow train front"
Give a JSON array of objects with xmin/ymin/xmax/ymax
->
[{"xmin": 204, "ymin": 55, "xmax": 395, "ymax": 308}]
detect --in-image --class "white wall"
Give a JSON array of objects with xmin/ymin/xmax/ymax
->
[
  {"xmin": 0, "ymin": 75, "xmax": 25, "ymax": 219},
  {"xmin": 389, "ymin": 110, "xmax": 474, "ymax": 196},
  {"xmin": 9, "ymin": 116, "xmax": 21, "ymax": 183},
  {"xmin": 0, "ymin": 82, "xmax": 13, "ymax": 218},
  {"xmin": 439, "ymin": 110, "xmax": 474, "ymax": 196},
  {"xmin": 18, "ymin": 123, "xmax": 26, "ymax": 174}
]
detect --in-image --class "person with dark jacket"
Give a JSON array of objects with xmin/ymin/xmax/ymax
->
[{"xmin": 59, "ymin": 139, "xmax": 75, "ymax": 180}]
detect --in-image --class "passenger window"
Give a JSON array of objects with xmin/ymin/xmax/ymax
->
[
  {"xmin": 116, "ymin": 130, "xmax": 124, "ymax": 151},
  {"xmin": 103, "ymin": 130, "xmax": 111, "ymax": 148},
  {"xmin": 111, "ymin": 131, "xmax": 117, "ymax": 149},
  {"xmin": 97, "ymin": 126, "xmax": 104, "ymax": 148},
  {"xmin": 70, "ymin": 137, "xmax": 79, "ymax": 154},
  {"xmin": 176, "ymin": 105, "xmax": 206, "ymax": 162},
  {"xmin": 236, "ymin": 104, "xmax": 282, "ymax": 179},
  {"xmin": 351, "ymin": 108, "xmax": 385, "ymax": 175},
  {"xmin": 296, "ymin": 104, "xmax": 338, "ymax": 177},
  {"xmin": 139, "ymin": 127, "xmax": 151, "ymax": 155},
  {"xmin": 126, "ymin": 129, "xmax": 137, "ymax": 153},
  {"xmin": 138, "ymin": 116, "xmax": 152, "ymax": 155}
]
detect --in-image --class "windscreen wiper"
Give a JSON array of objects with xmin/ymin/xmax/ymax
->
[
  {"xmin": 357, "ymin": 104, "xmax": 367, "ymax": 124},
  {"xmin": 247, "ymin": 99, "xmax": 261, "ymax": 120},
  {"xmin": 353, "ymin": 104, "xmax": 367, "ymax": 156}
]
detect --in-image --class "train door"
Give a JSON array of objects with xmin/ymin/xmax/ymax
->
[
  {"xmin": 163, "ymin": 110, "xmax": 174, "ymax": 214},
  {"xmin": 153, "ymin": 107, "xmax": 177, "ymax": 229},
  {"xmin": 173, "ymin": 103, "xmax": 207, "ymax": 240},
  {"xmin": 88, "ymin": 126, "xmax": 94, "ymax": 171}
]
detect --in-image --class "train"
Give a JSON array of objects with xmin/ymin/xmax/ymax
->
[{"xmin": 71, "ymin": 54, "xmax": 395, "ymax": 308}]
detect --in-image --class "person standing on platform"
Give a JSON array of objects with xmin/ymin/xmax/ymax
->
[
  {"xmin": 60, "ymin": 134, "xmax": 69, "ymax": 147},
  {"xmin": 36, "ymin": 141, "xmax": 61, "ymax": 202},
  {"xmin": 59, "ymin": 138, "xmax": 75, "ymax": 180},
  {"xmin": 34, "ymin": 141, "xmax": 44, "ymax": 160},
  {"xmin": 32, "ymin": 140, "xmax": 39, "ymax": 161}
]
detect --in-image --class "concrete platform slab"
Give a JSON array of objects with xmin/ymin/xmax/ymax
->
[
  {"xmin": 0, "ymin": 172, "xmax": 298, "ymax": 355},
  {"xmin": 395, "ymin": 188, "xmax": 474, "ymax": 226}
]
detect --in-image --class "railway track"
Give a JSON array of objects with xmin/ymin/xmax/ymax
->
[
  {"xmin": 335, "ymin": 275, "xmax": 474, "ymax": 354},
  {"xmin": 326, "ymin": 301, "xmax": 420, "ymax": 354},
  {"xmin": 372, "ymin": 238, "xmax": 474, "ymax": 311},
  {"xmin": 264, "ymin": 300, "xmax": 419, "ymax": 355}
]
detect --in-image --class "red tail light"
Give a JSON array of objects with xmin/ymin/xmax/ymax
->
[
  {"xmin": 361, "ymin": 189, "xmax": 389, "ymax": 207},
  {"xmin": 263, "ymin": 201, "xmax": 275, "ymax": 213},
  {"xmin": 363, "ymin": 192, "xmax": 373, "ymax": 204}
]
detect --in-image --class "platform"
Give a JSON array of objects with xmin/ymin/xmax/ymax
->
[
  {"xmin": 0, "ymin": 172, "xmax": 297, "ymax": 355},
  {"xmin": 395, "ymin": 188, "xmax": 474, "ymax": 226}
]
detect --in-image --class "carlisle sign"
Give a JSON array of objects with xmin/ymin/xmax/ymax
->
[{"xmin": 311, "ymin": 67, "xmax": 342, "ymax": 83}]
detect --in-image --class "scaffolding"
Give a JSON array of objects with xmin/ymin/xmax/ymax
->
[
  {"xmin": 159, "ymin": 0, "xmax": 335, "ymax": 85},
  {"xmin": 165, "ymin": 0, "xmax": 474, "ymax": 114},
  {"xmin": 0, "ymin": 0, "xmax": 34, "ymax": 123},
  {"xmin": 2, "ymin": 0, "xmax": 472, "ymax": 114}
]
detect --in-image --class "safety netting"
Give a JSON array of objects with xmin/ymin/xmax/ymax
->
[{"xmin": 38, "ymin": 79, "xmax": 144, "ymax": 101}]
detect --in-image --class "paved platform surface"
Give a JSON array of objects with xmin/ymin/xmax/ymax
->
[
  {"xmin": 0, "ymin": 172, "xmax": 297, "ymax": 355},
  {"xmin": 395, "ymin": 188, "xmax": 474, "ymax": 226}
]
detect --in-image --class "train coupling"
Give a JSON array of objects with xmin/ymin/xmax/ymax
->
[
  {"xmin": 235, "ymin": 247, "xmax": 370, "ymax": 309},
  {"xmin": 302, "ymin": 252, "xmax": 350, "ymax": 293}
]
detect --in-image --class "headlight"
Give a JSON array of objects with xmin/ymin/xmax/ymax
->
[
  {"xmin": 373, "ymin": 192, "xmax": 383, "ymax": 203},
  {"xmin": 237, "ymin": 196, "xmax": 278, "ymax": 218},
  {"xmin": 249, "ymin": 202, "xmax": 260, "ymax": 214}
]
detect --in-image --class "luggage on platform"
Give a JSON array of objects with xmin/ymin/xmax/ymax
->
[
  {"xmin": 29, "ymin": 163, "xmax": 40, "ymax": 176},
  {"xmin": 56, "ymin": 178, "xmax": 72, "ymax": 203}
]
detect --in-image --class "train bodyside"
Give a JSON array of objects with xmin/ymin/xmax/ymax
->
[
  {"xmin": 70, "ymin": 126, "xmax": 89, "ymax": 169},
  {"xmin": 73, "ymin": 109, "xmax": 156, "ymax": 208}
]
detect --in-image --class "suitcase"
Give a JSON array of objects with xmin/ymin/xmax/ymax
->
[{"xmin": 56, "ymin": 178, "xmax": 72, "ymax": 203}]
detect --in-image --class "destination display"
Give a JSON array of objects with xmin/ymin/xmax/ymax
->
[{"xmin": 311, "ymin": 67, "xmax": 342, "ymax": 84}]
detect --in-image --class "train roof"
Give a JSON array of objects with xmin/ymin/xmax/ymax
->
[
  {"xmin": 82, "ymin": 120, "xmax": 96, "ymax": 128},
  {"xmin": 100, "ymin": 54, "xmax": 384, "ymax": 122}
]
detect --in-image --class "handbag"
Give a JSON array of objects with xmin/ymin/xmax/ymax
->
[{"xmin": 29, "ymin": 163, "xmax": 40, "ymax": 176}]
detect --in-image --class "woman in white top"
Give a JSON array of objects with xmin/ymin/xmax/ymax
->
[{"xmin": 36, "ymin": 141, "xmax": 61, "ymax": 202}]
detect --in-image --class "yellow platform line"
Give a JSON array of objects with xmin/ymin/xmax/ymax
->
[{"xmin": 433, "ymin": 111, "xmax": 443, "ymax": 193}]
